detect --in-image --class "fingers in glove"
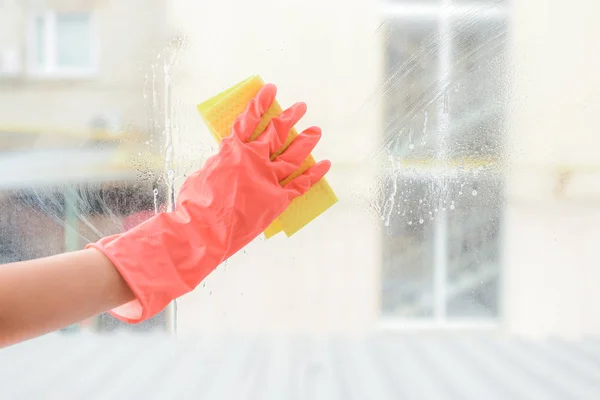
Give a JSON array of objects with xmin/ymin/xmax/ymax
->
[
  {"xmin": 272, "ymin": 126, "xmax": 322, "ymax": 181},
  {"xmin": 254, "ymin": 102, "xmax": 307, "ymax": 156},
  {"xmin": 284, "ymin": 160, "xmax": 331, "ymax": 199},
  {"xmin": 232, "ymin": 83, "xmax": 277, "ymax": 143}
]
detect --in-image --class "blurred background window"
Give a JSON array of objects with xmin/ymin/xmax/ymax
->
[
  {"xmin": 28, "ymin": 10, "xmax": 95, "ymax": 76},
  {"xmin": 380, "ymin": 0, "xmax": 507, "ymax": 324}
]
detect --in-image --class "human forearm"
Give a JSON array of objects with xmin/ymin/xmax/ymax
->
[{"xmin": 0, "ymin": 248, "xmax": 134, "ymax": 348}]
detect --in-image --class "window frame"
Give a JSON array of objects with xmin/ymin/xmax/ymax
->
[{"xmin": 26, "ymin": 10, "xmax": 99, "ymax": 80}]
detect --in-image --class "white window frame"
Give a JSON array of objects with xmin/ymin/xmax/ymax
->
[
  {"xmin": 26, "ymin": 10, "xmax": 99, "ymax": 79},
  {"xmin": 379, "ymin": 0, "xmax": 509, "ymax": 330}
]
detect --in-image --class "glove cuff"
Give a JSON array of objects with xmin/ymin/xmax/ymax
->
[{"xmin": 85, "ymin": 209, "xmax": 218, "ymax": 323}]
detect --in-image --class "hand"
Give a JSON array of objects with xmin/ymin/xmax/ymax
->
[{"xmin": 86, "ymin": 83, "xmax": 331, "ymax": 323}]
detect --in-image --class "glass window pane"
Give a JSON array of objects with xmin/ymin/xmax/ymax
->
[
  {"xmin": 439, "ymin": 15, "xmax": 507, "ymax": 318},
  {"xmin": 34, "ymin": 15, "xmax": 46, "ymax": 66},
  {"xmin": 446, "ymin": 17, "xmax": 508, "ymax": 159},
  {"xmin": 381, "ymin": 10, "xmax": 507, "ymax": 320},
  {"xmin": 0, "ymin": 189, "xmax": 65, "ymax": 262},
  {"xmin": 381, "ymin": 175, "xmax": 437, "ymax": 318},
  {"xmin": 445, "ymin": 176, "xmax": 502, "ymax": 317},
  {"xmin": 383, "ymin": 19, "xmax": 440, "ymax": 159},
  {"xmin": 56, "ymin": 13, "xmax": 92, "ymax": 68},
  {"xmin": 1, "ymin": 144, "xmax": 169, "ymax": 331},
  {"xmin": 381, "ymin": 19, "xmax": 440, "ymax": 318}
]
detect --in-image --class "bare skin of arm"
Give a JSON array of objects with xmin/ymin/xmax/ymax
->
[{"xmin": 0, "ymin": 249, "xmax": 134, "ymax": 348}]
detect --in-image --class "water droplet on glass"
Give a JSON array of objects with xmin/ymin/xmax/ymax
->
[
  {"xmin": 419, "ymin": 218, "xmax": 424, "ymax": 224},
  {"xmin": 408, "ymin": 221, "xmax": 413, "ymax": 225},
  {"xmin": 450, "ymin": 204, "xmax": 455, "ymax": 210},
  {"xmin": 153, "ymin": 188, "xmax": 160, "ymax": 214},
  {"xmin": 472, "ymin": 190, "xmax": 478, "ymax": 196},
  {"xmin": 409, "ymin": 143, "xmax": 414, "ymax": 150}
]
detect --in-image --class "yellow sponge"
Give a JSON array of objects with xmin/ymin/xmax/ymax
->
[{"xmin": 197, "ymin": 75, "xmax": 338, "ymax": 238}]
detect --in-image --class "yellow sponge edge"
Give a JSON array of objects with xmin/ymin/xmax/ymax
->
[{"xmin": 197, "ymin": 75, "xmax": 338, "ymax": 238}]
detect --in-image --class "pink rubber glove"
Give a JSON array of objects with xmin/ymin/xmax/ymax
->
[{"xmin": 86, "ymin": 84, "xmax": 330, "ymax": 323}]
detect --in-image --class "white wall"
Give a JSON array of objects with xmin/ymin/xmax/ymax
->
[{"xmin": 505, "ymin": 0, "xmax": 600, "ymax": 338}]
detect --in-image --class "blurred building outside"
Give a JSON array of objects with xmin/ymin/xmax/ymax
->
[{"xmin": 0, "ymin": 0, "xmax": 599, "ymax": 341}]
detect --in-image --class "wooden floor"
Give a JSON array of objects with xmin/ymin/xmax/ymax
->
[{"xmin": 2, "ymin": 332, "xmax": 600, "ymax": 399}]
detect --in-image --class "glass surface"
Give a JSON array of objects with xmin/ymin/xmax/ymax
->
[
  {"xmin": 1, "ymin": 146, "xmax": 170, "ymax": 330},
  {"xmin": 445, "ymin": 175, "xmax": 502, "ymax": 317},
  {"xmin": 447, "ymin": 16, "xmax": 508, "ymax": 159},
  {"xmin": 444, "ymin": 14, "xmax": 507, "ymax": 318},
  {"xmin": 34, "ymin": 15, "xmax": 46, "ymax": 66},
  {"xmin": 380, "ymin": 0, "xmax": 508, "ymax": 319},
  {"xmin": 381, "ymin": 175, "xmax": 437, "ymax": 317},
  {"xmin": 56, "ymin": 13, "xmax": 92, "ymax": 68},
  {"xmin": 4, "ymin": 0, "xmax": 600, "ymax": 397},
  {"xmin": 380, "ymin": 19, "xmax": 440, "ymax": 318},
  {"xmin": 382, "ymin": 19, "xmax": 439, "ymax": 160}
]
